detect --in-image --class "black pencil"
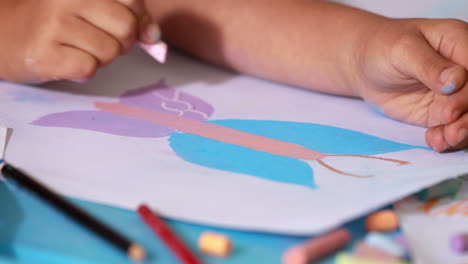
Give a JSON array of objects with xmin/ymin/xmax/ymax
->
[{"xmin": 1, "ymin": 162, "xmax": 146, "ymax": 262}]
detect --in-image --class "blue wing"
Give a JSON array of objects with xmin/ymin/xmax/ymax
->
[
  {"xmin": 168, "ymin": 119, "xmax": 427, "ymax": 189},
  {"xmin": 208, "ymin": 120, "xmax": 428, "ymax": 155},
  {"xmin": 169, "ymin": 132, "xmax": 316, "ymax": 188}
]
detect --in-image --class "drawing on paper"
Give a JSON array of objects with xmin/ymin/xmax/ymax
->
[{"xmin": 32, "ymin": 80, "xmax": 428, "ymax": 188}]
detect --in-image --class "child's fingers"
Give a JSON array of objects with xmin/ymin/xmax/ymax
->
[
  {"xmin": 426, "ymin": 113, "xmax": 468, "ymax": 151},
  {"xmin": 421, "ymin": 20, "xmax": 468, "ymax": 78},
  {"xmin": 77, "ymin": 1, "xmax": 137, "ymax": 53},
  {"xmin": 115, "ymin": 0, "xmax": 161, "ymax": 44},
  {"xmin": 55, "ymin": 45, "xmax": 99, "ymax": 81},
  {"xmin": 392, "ymin": 34, "xmax": 466, "ymax": 96},
  {"xmin": 23, "ymin": 45, "xmax": 98, "ymax": 82},
  {"xmin": 59, "ymin": 17, "xmax": 121, "ymax": 66},
  {"xmin": 442, "ymin": 82, "xmax": 468, "ymax": 124},
  {"xmin": 444, "ymin": 112, "xmax": 468, "ymax": 149},
  {"xmin": 115, "ymin": 0, "xmax": 144, "ymax": 15},
  {"xmin": 138, "ymin": 14, "xmax": 161, "ymax": 44},
  {"xmin": 425, "ymin": 125, "xmax": 449, "ymax": 152}
]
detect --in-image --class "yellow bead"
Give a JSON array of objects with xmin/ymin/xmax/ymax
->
[{"xmin": 198, "ymin": 231, "xmax": 232, "ymax": 258}]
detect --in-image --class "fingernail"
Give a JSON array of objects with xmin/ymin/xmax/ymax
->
[
  {"xmin": 456, "ymin": 128, "xmax": 468, "ymax": 145},
  {"xmin": 440, "ymin": 66, "xmax": 460, "ymax": 94},
  {"xmin": 442, "ymin": 82, "xmax": 456, "ymax": 94},
  {"xmin": 146, "ymin": 23, "xmax": 161, "ymax": 43}
]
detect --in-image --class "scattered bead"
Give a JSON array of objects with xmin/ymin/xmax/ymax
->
[
  {"xmin": 198, "ymin": 231, "xmax": 232, "ymax": 258},
  {"xmin": 366, "ymin": 210, "xmax": 399, "ymax": 232}
]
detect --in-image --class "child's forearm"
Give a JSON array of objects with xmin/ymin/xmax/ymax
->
[{"xmin": 145, "ymin": 0, "xmax": 388, "ymax": 97}]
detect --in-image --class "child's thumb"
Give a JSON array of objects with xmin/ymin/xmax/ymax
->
[
  {"xmin": 139, "ymin": 14, "xmax": 161, "ymax": 44},
  {"xmin": 116, "ymin": 0, "xmax": 161, "ymax": 45},
  {"xmin": 395, "ymin": 35, "xmax": 466, "ymax": 95}
]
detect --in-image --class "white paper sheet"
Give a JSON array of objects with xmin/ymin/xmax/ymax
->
[
  {"xmin": 396, "ymin": 177, "xmax": 468, "ymax": 264},
  {"xmin": 0, "ymin": 125, "xmax": 8, "ymax": 181},
  {"xmin": 0, "ymin": 48, "xmax": 467, "ymax": 234},
  {"xmin": 0, "ymin": 126, "xmax": 7, "ymax": 160}
]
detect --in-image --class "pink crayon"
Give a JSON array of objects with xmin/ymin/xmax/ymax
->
[
  {"xmin": 283, "ymin": 229, "xmax": 351, "ymax": 264},
  {"xmin": 139, "ymin": 41, "xmax": 168, "ymax": 64}
]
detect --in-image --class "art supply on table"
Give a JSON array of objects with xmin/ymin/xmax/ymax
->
[
  {"xmin": 354, "ymin": 241, "xmax": 402, "ymax": 261},
  {"xmin": 415, "ymin": 178, "xmax": 462, "ymax": 201},
  {"xmin": 365, "ymin": 233, "xmax": 405, "ymax": 258},
  {"xmin": 393, "ymin": 234, "xmax": 410, "ymax": 252},
  {"xmin": 198, "ymin": 231, "xmax": 232, "ymax": 258},
  {"xmin": 282, "ymin": 228, "xmax": 351, "ymax": 264},
  {"xmin": 451, "ymin": 233, "xmax": 468, "ymax": 253},
  {"xmin": 137, "ymin": 204, "xmax": 203, "ymax": 264},
  {"xmin": 396, "ymin": 179, "xmax": 468, "ymax": 264},
  {"xmin": 139, "ymin": 42, "xmax": 168, "ymax": 64},
  {"xmin": 365, "ymin": 210, "xmax": 399, "ymax": 232},
  {"xmin": 0, "ymin": 161, "xmax": 146, "ymax": 262},
  {"xmin": 335, "ymin": 253, "xmax": 409, "ymax": 264}
]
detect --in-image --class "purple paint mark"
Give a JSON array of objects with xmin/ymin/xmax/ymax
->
[
  {"xmin": 32, "ymin": 79, "xmax": 214, "ymax": 138},
  {"xmin": 32, "ymin": 111, "xmax": 174, "ymax": 137}
]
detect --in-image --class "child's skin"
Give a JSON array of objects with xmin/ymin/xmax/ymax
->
[{"xmin": 0, "ymin": 0, "xmax": 467, "ymax": 153}]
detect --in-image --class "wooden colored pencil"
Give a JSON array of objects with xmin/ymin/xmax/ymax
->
[
  {"xmin": 0, "ymin": 162, "xmax": 146, "ymax": 262},
  {"xmin": 137, "ymin": 204, "xmax": 203, "ymax": 264}
]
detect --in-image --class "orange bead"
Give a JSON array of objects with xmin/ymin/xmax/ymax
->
[{"xmin": 366, "ymin": 210, "xmax": 399, "ymax": 232}]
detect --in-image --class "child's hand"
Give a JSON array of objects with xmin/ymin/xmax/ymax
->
[
  {"xmin": 0, "ymin": 0, "xmax": 160, "ymax": 84},
  {"xmin": 355, "ymin": 19, "xmax": 468, "ymax": 152}
]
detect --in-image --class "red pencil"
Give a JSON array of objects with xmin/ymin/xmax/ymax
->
[{"xmin": 137, "ymin": 204, "xmax": 203, "ymax": 264}]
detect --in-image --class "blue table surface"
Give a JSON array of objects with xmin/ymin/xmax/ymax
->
[{"xmin": 0, "ymin": 181, "xmax": 389, "ymax": 264}]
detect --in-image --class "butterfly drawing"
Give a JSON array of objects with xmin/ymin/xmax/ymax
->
[{"xmin": 32, "ymin": 80, "xmax": 428, "ymax": 188}]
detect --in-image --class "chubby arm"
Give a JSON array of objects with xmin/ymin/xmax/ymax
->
[
  {"xmin": 146, "ymin": 0, "xmax": 468, "ymax": 152},
  {"xmin": 145, "ymin": 0, "xmax": 386, "ymax": 97}
]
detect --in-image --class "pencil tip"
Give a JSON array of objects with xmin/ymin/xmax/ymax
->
[{"xmin": 128, "ymin": 243, "xmax": 146, "ymax": 262}]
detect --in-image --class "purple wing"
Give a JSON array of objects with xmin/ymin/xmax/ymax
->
[
  {"xmin": 120, "ymin": 80, "xmax": 214, "ymax": 121},
  {"xmin": 32, "ymin": 111, "xmax": 173, "ymax": 138},
  {"xmin": 32, "ymin": 79, "xmax": 215, "ymax": 138}
]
